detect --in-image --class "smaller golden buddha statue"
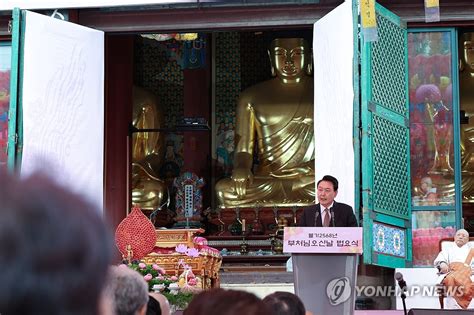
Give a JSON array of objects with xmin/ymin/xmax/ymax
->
[
  {"xmin": 131, "ymin": 86, "xmax": 168, "ymax": 210},
  {"xmin": 215, "ymin": 38, "xmax": 315, "ymax": 208}
]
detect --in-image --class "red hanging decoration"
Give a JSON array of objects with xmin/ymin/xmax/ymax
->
[{"xmin": 115, "ymin": 205, "xmax": 156, "ymax": 260}]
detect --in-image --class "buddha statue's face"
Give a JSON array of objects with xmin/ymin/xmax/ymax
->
[
  {"xmin": 464, "ymin": 40, "xmax": 474, "ymax": 72},
  {"xmin": 270, "ymin": 38, "xmax": 309, "ymax": 83}
]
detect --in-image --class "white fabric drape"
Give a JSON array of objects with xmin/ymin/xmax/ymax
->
[
  {"xmin": 20, "ymin": 11, "xmax": 104, "ymax": 212},
  {"xmin": 313, "ymin": 0, "xmax": 355, "ymax": 208}
]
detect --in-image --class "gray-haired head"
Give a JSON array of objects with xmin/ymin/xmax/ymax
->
[{"xmin": 108, "ymin": 266, "xmax": 149, "ymax": 315}]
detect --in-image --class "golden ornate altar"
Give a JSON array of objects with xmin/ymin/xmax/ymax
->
[{"xmin": 142, "ymin": 228, "xmax": 222, "ymax": 289}]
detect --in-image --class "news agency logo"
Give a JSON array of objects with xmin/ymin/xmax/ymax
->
[
  {"xmin": 326, "ymin": 277, "xmax": 352, "ymax": 305},
  {"xmin": 326, "ymin": 277, "xmax": 470, "ymax": 301}
]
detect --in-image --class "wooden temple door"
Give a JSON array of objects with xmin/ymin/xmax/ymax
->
[{"xmin": 360, "ymin": 3, "xmax": 412, "ymax": 268}]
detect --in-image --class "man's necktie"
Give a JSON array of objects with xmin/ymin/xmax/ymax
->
[{"xmin": 323, "ymin": 208, "xmax": 331, "ymax": 227}]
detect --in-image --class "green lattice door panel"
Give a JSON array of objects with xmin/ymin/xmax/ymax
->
[{"xmin": 360, "ymin": 4, "xmax": 412, "ymax": 268}]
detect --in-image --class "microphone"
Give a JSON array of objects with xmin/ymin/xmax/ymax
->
[
  {"xmin": 330, "ymin": 208, "xmax": 336, "ymax": 227},
  {"xmin": 395, "ymin": 272, "xmax": 407, "ymax": 292},
  {"xmin": 395, "ymin": 272, "xmax": 408, "ymax": 315},
  {"xmin": 314, "ymin": 210, "xmax": 320, "ymax": 227}
]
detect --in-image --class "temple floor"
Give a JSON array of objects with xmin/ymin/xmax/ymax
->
[{"xmin": 220, "ymin": 271, "xmax": 294, "ymax": 298}]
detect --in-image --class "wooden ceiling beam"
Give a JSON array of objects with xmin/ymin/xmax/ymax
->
[{"xmin": 77, "ymin": 4, "xmax": 340, "ymax": 33}]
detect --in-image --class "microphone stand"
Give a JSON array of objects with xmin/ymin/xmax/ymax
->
[
  {"xmin": 400, "ymin": 289, "xmax": 407, "ymax": 315},
  {"xmin": 395, "ymin": 273, "xmax": 408, "ymax": 315},
  {"xmin": 330, "ymin": 208, "xmax": 336, "ymax": 227}
]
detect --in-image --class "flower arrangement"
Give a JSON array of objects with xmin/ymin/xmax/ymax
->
[{"xmin": 125, "ymin": 259, "xmax": 201, "ymax": 310}]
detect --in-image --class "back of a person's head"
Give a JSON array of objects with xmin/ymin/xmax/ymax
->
[
  {"xmin": 109, "ymin": 266, "xmax": 149, "ymax": 315},
  {"xmin": 0, "ymin": 171, "xmax": 112, "ymax": 315},
  {"xmin": 184, "ymin": 288, "xmax": 271, "ymax": 315},
  {"xmin": 147, "ymin": 292, "xmax": 170, "ymax": 315},
  {"xmin": 262, "ymin": 291, "xmax": 306, "ymax": 315},
  {"xmin": 146, "ymin": 295, "xmax": 162, "ymax": 315}
]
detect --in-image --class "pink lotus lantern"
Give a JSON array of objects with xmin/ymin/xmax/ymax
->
[{"xmin": 415, "ymin": 84, "xmax": 442, "ymax": 104}]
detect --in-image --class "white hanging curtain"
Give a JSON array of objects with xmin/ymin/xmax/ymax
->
[
  {"xmin": 313, "ymin": 0, "xmax": 355, "ymax": 208},
  {"xmin": 20, "ymin": 10, "xmax": 104, "ymax": 212}
]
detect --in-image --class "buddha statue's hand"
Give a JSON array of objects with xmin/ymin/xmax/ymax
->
[
  {"xmin": 131, "ymin": 165, "xmax": 142, "ymax": 188},
  {"xmin": 231, "ymin": 168, "xmax": 254, "ymax": 198}
]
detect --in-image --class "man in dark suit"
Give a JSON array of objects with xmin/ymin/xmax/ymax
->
[{"xmin": 298, "ymin": 175, "xmax": 358, "ymax": 227}]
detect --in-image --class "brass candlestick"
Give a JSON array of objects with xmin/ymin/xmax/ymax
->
[
  {"xmin": 252, "ymin": 207, "xmax": 264, "ymax": 235},
  {"xmin": 217, "ymin": 210, "xmax": 226, "ymax": 236},
  {"xmin": 273, "ymin": 207, "xmax": 279, "ymax": 225},
  {"xmin": 292, "ymin": 206, "xmax": 298, "ymax": 226}
]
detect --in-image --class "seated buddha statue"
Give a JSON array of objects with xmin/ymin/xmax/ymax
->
[
  {"xmin": 459, "ymin": 33, "xmax": 474, "ymax": 202},
  {"xmin": 215, "ymin": 38, "xmax": 315, "ymax": 208},
  {"xmin": 131, "ymin": 86, "xmax": 168, "ymax": 210}
]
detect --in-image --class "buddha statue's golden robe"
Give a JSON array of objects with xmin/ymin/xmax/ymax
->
[
  {"xmin": 459, "ymin": 33, "xmax": 474, "ymax": 202},
  {"xmin": 215, "ymin": 38, "xmax": 315, "ymax": 208},
  {"xmin": 131, "ymin": 86, "xmax": 168, "ymax": 210}
]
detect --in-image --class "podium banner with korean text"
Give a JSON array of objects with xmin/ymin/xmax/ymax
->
[
  {"xmin": 285, "ymin": 227, "xmax": 363, "ymax": 315},
  {"xmin": 283, "ymin": 227, "xmax": 363, "ymax": 254}
]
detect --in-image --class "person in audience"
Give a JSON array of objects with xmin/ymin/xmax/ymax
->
[
  {"xmin": 98, "ymin": 287, "xmax": 116, "ymax": 315},
  {"xmin": 184, "ymin": 288, "xmax": 271, "ymax": 315},
  {"xmin": 109, "ymin": 265, "xmax": 150, "ymax": 315},
  {"xmin": 0, "ymin": 171, "xmax": 113, "ymax": 315},
  {"xmin": 434, "ymin": 228, "xmax": 474, "ymax": 309},
  {"xmin": 146, "ymin": 294, "xmax": 162, "ymax": 315},
  {"xmin": 262, "ymin": 291, "xmax": 312, "ymax": 315},
  {"xmin": 147, "ymin": 292, "xmax": 171, "ymax": 315}
]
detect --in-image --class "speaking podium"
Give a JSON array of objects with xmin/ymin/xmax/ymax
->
[{"xmin": 284, "ymin": 227, "xmax": 363, "ymax": 315}]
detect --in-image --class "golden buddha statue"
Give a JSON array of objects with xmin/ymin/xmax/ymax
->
[
  {"xmin": 131, "ymin": 86, "xmax": 168, "ymax": 210},
  {"xmin": 459, "ymin": 33, "xmax": 474, "ymax": 202},
  {"xmin": 215, "ymin": 38, "xmax": 315, "ymax": 208}
]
